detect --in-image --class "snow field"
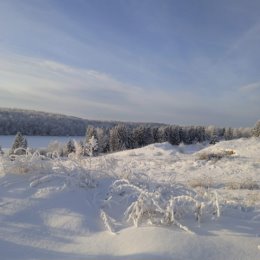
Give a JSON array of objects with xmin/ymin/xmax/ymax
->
[{"xmin": 0, "ymin": 138, "xmax": 260, "ymax": 259}]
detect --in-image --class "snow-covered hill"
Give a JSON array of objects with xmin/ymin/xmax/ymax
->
[
  {"xmin": 0, "ymin": 107, "xmax": 163, "ymax": 135},
  {"xmin": 0, "ymin": 138, "xmax": 260, "ymax": 259}
]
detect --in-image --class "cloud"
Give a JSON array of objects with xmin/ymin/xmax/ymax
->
[
  {"xmin": 0, "ymin": 53, "xmax": 160, "ymax": 114},
  {"xmin": 0, "ymin": 52, "xmax": 211, "ymax": 124},
  {"xmin": 0, "ymin": 51, "xmax": 259, "ymax": 127},
  {"xmin": 227, "ymin": 22, "xmax": 260, "ymax": 54},
  {"xmin": 239, "ymin": 82, "xmax": 260, "ymax": 93}
]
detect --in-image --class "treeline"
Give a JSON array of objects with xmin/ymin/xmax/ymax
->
[
  {"xmin": 56, "ymin": 124, "xmax": 251, "ymax": 156},
  {"xmin": 0, "ymin": 108, "xmax": 162, "ymax": 136},
  {"xmin": 0, "ymin": 108, "xmax": 257, "ymax": 157},
  {"xmin": 88, "ymin": 124, "xmax": 252, "ymax": 154},
  {"xmin": 1, "ymin": 122, "xmax": 256, "ymax": 158}
]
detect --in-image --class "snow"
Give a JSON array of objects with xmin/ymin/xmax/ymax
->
[{"xmin": 0, "ymin": 138, "xmax": 260, "ymax": 259}]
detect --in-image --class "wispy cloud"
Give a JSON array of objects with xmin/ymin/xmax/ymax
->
[
  {"xmin": 227, "ymin": 22, "xmax": 260, "ymax": 55},
  {"xmin": 239, "ymin": 82, "xmax": 260, "ymax": 93},
  {"xmin": 0, "ymin": 53, "xmax": 139, "ymax": 104},
  {"xmin": 0, "ymin": 52, "xmax": 232, "ymax": 125}
]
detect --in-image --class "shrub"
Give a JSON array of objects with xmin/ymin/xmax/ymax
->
[
  {"xmin": 188, "ymin": 176, "xmax": 213, "ymax": 189},
  {"xmin": 252, "ymin": 120, "xmax": 260, "ymax": 137},
  {"xmin": 197, "ymin": 150, "xmax": 235, "ymax": 161},
  {"xmin": 226, "ymin": 178, "xmax": 259, "ymax": 190},
  {"xmin": 101, "ymin": 179, "xmax": 221, "ymax": 233}
]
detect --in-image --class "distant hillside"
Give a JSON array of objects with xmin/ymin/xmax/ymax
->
[{"xmin": 0, "ymin": 108, "xmax": 163, "ymax": 136}]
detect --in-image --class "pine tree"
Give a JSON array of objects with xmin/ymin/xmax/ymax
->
[
  {"xmin": 157, "ymin": 126, "xmax": 167, "ymax": 143},
  {"xmin": 206, "ymin": 125, "xmax": 219, "ymax": 144},
  {"xmin": 224, "ymin": 127, "xmax": 233, "ymax": 140},
  {"xmin": 143, "ymin": 127, "xmax": 154, "ymax": 146},
  {"xmin": 85, "ymin": 136, "xmax": 98, "ymax": 157},
  {"xmin": 168, "ymin": 125, "xmax": 181, "ymax": 145},
  {"xmin": 109, "ymin": 124, "xmax": 131, "ymax": 152},
  {"xmin": 85, "ymin": 126, "xmax": 97, "ymax": 143},
  {"xmin": 66, "ymin": 139, "xmax": 75, "ymax": 155},
  {"xmin": 187, "ymin": 127, "xmax": 196, "ymax": 144},
  {"xmin": 0, "ymin": 145, "xmax": 4, "ymax": 155},
  {"xmin": 96, "ymin": 127, "xmax": 109, "ymax": 153},
  {"xmin": 194, "ymin": 126, "xmax": 206, "ymax": 143},
  {"xmin": 151, "ymin": 127, "xmax": 159, "ymax": 143},
  {"xmin": 209, "ymin": 127, "xmax": 219, "ymax": 144},
  {"xmin": 132, "ymin": 126, "xmax": 146, "ymax": 148},
  {"xmin": 74, "ymin": 140, "xmax": 85, "ymax": 157},
  {"xmin": 180, "ymin": 127, "xmax": 189, "ymax": 144},
  {"xmin": 10, "ymin": 132, "xmax": 28, "ymax": 155}
]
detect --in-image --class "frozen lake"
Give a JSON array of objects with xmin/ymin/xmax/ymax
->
[{"xmin": 0, "ymin": 135, "xmax": 84, "ymax": 149}]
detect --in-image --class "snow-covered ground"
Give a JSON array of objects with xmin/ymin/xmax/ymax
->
[{"xmin": 0, "ymin": 138, "xmax": 260, "ymax": 259}]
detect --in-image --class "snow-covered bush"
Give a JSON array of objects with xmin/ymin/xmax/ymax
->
[
  {"xmin": 188, "ymin": 176, "xmax": 214, "ymax": 189},
  {"xmin": 102, "ymin": 179, "xmax": 221, "ymax": 233},
  {"xmin": 47, "ymin": 140, "xmax": 64, "ymax": 158},
  {"xmin": 3, "ymin": 150, "xmax": 52, "ymax": 175},
  {"xmin": 2, "ymin": 148, "xmax": 97, "ymax": 188},
  {"xmin": 29, "ymin": 160, "xmax": 97, "ymax": 190}
]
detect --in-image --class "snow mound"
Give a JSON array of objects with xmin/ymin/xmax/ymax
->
[
  {"xmin": 194, "ymin": 137, "xmax": 260, "ymax": 159},
  {"xmin": 111, "ymin": 142, "xmax": 207, "ymax": 159}
]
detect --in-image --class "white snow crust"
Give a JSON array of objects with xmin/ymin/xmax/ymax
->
[{"xmin": 0, "ymin": 138, "xmax": 260, "ymax": 259}]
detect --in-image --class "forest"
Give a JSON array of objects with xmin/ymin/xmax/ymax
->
[{"xmin": 0, "ymin": 108, "xmax": 161, "ymax": 136}]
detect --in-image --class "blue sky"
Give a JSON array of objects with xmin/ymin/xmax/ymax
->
[{"xmin": 0, "ymin": 0, "xmax": 259, "ymax": 127}]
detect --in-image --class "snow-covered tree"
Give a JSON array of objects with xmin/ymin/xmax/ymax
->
[
  {"xmin": 185, "ymin": 127, "xmax": 196, "ymax": 144},
  {"xmin": 252, "ymin": 120, "xmax": 260, "ymax": 137},
  {"xmin": 157, "ymin": 126, "xmax": 167, "ymax": 143},
  {"xmin": 132, "ymin": 126, "xmax": 153, "ymax": 148},
  {"xmin": 224, "ymin": 127, "xmax": 233, "ymax": 140},
  {"xmin": 65, "ymin": 139, "xmax": 75, "ymax": 155},
  {"xmin": 151, "ymin": 127, "xmax": 160, "ymax": 143},
  {"xmin": 143, "ymin": 127, "xmax": 154, "ymax": 146},
  {"xmin": 109, "ymin": 124, "xmax": 131, "ymax": 152},
  {"xmin": 85, "ymin": 125, "xmax": 97, "ymax": 143},
  {"xmin": 238, "ymin": 127, "xmax": 252, "ymax": 138},
  {"xmin": 74, "ymin": 140, "xmax": 85, "ymax": 157},
  {"xmin": 10, "ymin": 132, "xmax": 28, "ymax": 155},
  {"xmin": 0, "ymin": 145, "xmax": 4, "ymax": 155},
  {"xmin": 168, "ymin": 125, "xmax": 181, "ymax": 145},
  {"xmin": 85, "ymin": 136, "xmax": 98, "ymax": 157},
  {"xmin": 132, "ymin": 126, "xmax": 144, "ymax": 148},
  {"xmin": 179, "ymin": 127, "xmax": 188, "ymax": 144},
  {"xmin": 206, "ymin": 126, "xmax": 219, "ymax": 144},
  {"xmin": 232, "ymin": 128, "xmax": 241, "ymax": 139},
  {"xmin": 196, "ymin": 126, "xmax": 206, "ymax": 143},
  {"xmin": 96, "ymin": 127, "xmax": 109, "ymax": 153}
]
